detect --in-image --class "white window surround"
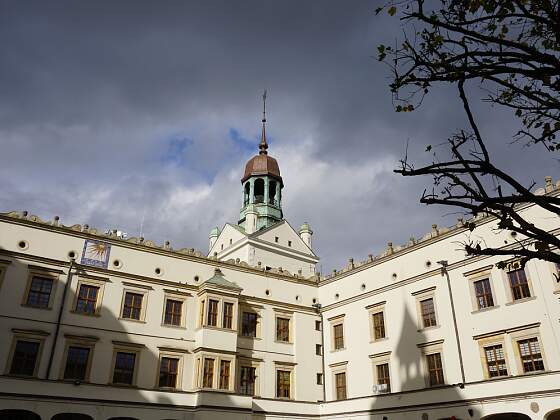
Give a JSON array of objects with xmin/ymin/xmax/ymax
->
[
  {"xmin": 119, "ymin": 286, "xmax": 149, "ymax": 323},
  {"xmin": 161, "ymin": 292, "xmax": 188, "ymax": 329},
  {"xmin": 463, "ymin": 266, "xmax": 499, "ymax": 313},
  {"xmin": 21, "ymin": 265, "xmax": 63, "ymax": 310},
  {"xmin": 194, "ymin": 351, "xmax": 236, "ymax": 391},
  {"xmin": 329, "ymin": 361, "xmax": 348, "ymax": 401},
  {"xmin": 5, "ymin": 329, "xmax": 49, "ymax": 378},
  {"xmin": 274, "ymin": 308, "xmax": 294, "ymax": 344},
  {"xmin": 59, "ymin": 335, "xmax": 98, "ymax": 382},
  {"xmin": 72, "ymin": 276, "xmax": 107, "ymax": 317},
  {"xmin": 156, "ymin": 348, "xmax": 186, "ymax": 390},
  {"xmin": 237, "ymin": 357, "xmax": 261, "ymax": 396},
  {"xmin": 238, "ymin": 304, "xmax": 262, "ymax": 339},
  {"xmin": 328, "ymin": 314, "xmax": 345, "ymax": 352},
  {"xmin": 366, "ymin": 301, "xmax": 387, "ymax": 342},
  {"xmin": 501, "ymin": 260, "xmax": 536, "ymax": 305},
  {"xmin": 508, "ymin": 325, "xmax": 548, "ymax": 375},
  {"xmin": 370, "ymin": 351, "xmax": 391, "ymax": 393},
  {"xmin": 274, "ymin": 361, "xmax": 296, "ymax": 400},
  {"xmin": 109, "ymin": 342, "xmax": 144, "ymax": 386},
  {"xmin": 474, "ymin": 333, "xmax": 510, "ymax": 380},
  {"xmin": 417, "ymin": 339, "xmax": 446, "ymax": 387},
  {"xmin": 198, "ymin": 292, "xmax": 238, "ymax": 331},
  {"xmin": 412, "ymin": 286, "xmax": 439, "ymax": 331}
]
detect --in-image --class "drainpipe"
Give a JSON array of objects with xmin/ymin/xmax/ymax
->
[
  {"xmin": 313, "ymin": 303, "xmax": 326, "ymax": 401},
  {"xmin": 437, "ymin": 260, "xmax": 466, "ymax": 385},
  {"xmin": 46, "ymin": 258, "xmax": 75, "ymax": 379}
]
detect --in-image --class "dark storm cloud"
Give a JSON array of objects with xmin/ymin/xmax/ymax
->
[{"xmin": 0, "ymin": 0, "xmax": 557, "ymax": 271}]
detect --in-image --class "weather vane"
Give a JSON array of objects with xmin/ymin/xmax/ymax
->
[{"xmin": 262, "ymin": 89, "xmax": 267, "ymax": 123}]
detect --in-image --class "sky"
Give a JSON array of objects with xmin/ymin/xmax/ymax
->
[{"xmin": 1, "ymin": 1, "xmax": 557, "ymax": 274}]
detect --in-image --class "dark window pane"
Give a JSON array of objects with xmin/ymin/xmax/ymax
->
[
  {"xmin": 75, "ymin": 284, "xmax": 99, "ymax": 314},
  {"xmin": 508, "ymin": 268, "xmax": 531, "ymax": 300},
  {"xmin": 164, "ymin": 299, "xmax": 182, "ymax": 326},
  {"xmin": 420, "ymin": 298, "xmax": 437, "ymax": 328},
  {"xmin": 122, "ymin": 292, "xmax": 143, "ymax": 320},
  {"xmin": 9, "ymin": 340, "xmax": 40, "ymax": 376},
  {"xmin": 426, "ymin": 353, "xmax": 444, "ymax": 386},
  {"xmin": 276, "ymin": 370, "xmax": 290, "ymax": 398},
  {"xmin": 63, "ymin": 346, "xmax": 90, "ymax": 381},
  {"xmin": 242, "ymin": 312, "xmax": 258, "ymax": 337},
  {"xmin": 159, "ymin": 357, "xmax": 179, "ymax": 388},
  {"xmin": 26, "ymin": 276, "xmax": 53, "ymax": 308},
  {"xmin": 518, "ymin": 338, "xmax": 544, "ymax": 372},
  {"xmin": 484, "ymin": 345, "xmax": 508, "ymax": 377},
  {"xmin": 474, "ymin": 278, "xmax": 494, "ymax": 309},
  {"xmin": 112, "ymin": 352, "xmax": 136, "ymax": 385},
  {"xmin": 240, "ymin": 366, "xmax": 256, "ymax": 395}
]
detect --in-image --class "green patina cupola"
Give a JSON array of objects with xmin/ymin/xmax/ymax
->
[{"xmin": 238, "ymin": 91, "xmax": 283, "ymax": 233}]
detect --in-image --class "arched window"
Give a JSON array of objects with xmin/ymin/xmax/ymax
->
[
  {"xmin": 269, "ymin": 181, "xmax": 277, "ymax": 205},
  {"xmin": 254, "ymin": 179, "xmax": 264, "ymax": 203},
  {"xmin": 0, "ymin": 410, "xmax": 41, "ymax": 420},
  {"xmin": 244, "ymin": 182, "xmax": 250, "ymax": 206},
  {"xmin": 51, "ymin": 414, "xmax": 93, "ymax": 420},
  {"xmin": 546, "ymin": 409, "xmax": 560, "ymax": 420}
]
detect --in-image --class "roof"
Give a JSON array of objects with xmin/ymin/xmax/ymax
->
[
  {"xmin": 241, "ymin": 154, "xmax": 283, "ymax": 185},
  {"xmin": 203, "ymin": 268, "xmax": 242, "ymax": 291}
]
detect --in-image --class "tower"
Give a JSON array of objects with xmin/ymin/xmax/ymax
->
[{"xmin": 238, "ymin": 91, "xmax": 284, "ymax": 234}]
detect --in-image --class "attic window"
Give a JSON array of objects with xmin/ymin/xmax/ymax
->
[
  {"xmin": 275, "ymin": 237, "xmax": 279, "ymax": 243},
  {"xmin": 288, "ymin": 241, "xmax": 292, "ymax": 247}
]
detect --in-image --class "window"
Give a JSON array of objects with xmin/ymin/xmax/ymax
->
[
  {"xmin": 316, "ymin": 344, "xmax": 323, "ymax": 355},
  {"xmin": 202, "ymin": 358, "xmax": 214, "ymax": 388},
  {"xmin": 164, "ymin": 299, "xmax": 183, "ymax": 327},
  {"xmin": 288, "ymin": 240, "xmax": 292, "ymax": 247},
  {"xmin": 276, "ymin": 370, "xmax": 291, "ymax": 398},
  {"xmin": 219, "ymin": 360, "xmax": 231, "ymax": 390},
  {"xmin": 426, "ymin": 353, "xmax": 444, "ymax": 386},
  {"xmin": 276, "ymin": 317, "xmax": 290, "ymax": 342},
  {"xmin": 241, "ymin": 312, "xmax": 258, "ymax": 337},
  {"xmin": 315, "ymin": 320, "xmax": 322, "ymax": 331},
  {"xmin": 508, "ymin": 268, "xmax": 531, "ymax": 300},
  {"xmin": 75, "ymin": 284, "xmax": 99, "ymax": 315},
  {"xmin": 376, "ymin": 363, "xmax": 391, "ymax": 392},
  {"xmin": 420, "ymin": 298, "xmax": 437, "ymax": 328},
  {"xmin": 223, "ymin": 302, "xmax": 234, "ymax": 329},
  {"xmin": 335, "ymin": 372, "xmax": 347, "ymax": 400},
  {"xmin": 159, "ymin": 357, "xmax": 179, "ymax": 388},
  {"xmin": 474, "ymin": 278, "xmax": 494, "ymax": 309},
  {"xmin": 112, "ymin": 352, "xmax": 136, "ymax": 385},
  {"xmin": 207, "ymin": 300, "xmax": 219, "ymax": 327},
  {"xmin": 63, "ymin": 346, "xmax": 91, "ymax": 381},
  {"xmin": 484, "ymin": 345, "xmax": 508, "ymax": 377},
  {"xmin": 25, "ymin": 276, "xmax": 53, "ymax": 308},
  {"xmin": 239, "ymin": 366, "xmax": 256, "ymax": 395},
  {"xmin": 316, "ymin": 373, "xmax": 323, "ymax": 385},
  {"xmin": 9, "ymin": 340, "xmax": 40, "ymax": 376},
  {"xmin": 518, "ymin": 338, "xmax": 544, "ymax": 372},
  {"xmin": 333, "ymin": 324, "xmax": 344, "ymax": 350},
  {"xmin": 372, "ymin": 312, "xmax": 386, "ymax": 340},
  {"xmin": 122, "ymin": 292, "xmax": 143, "ymax": 320},
  {"xmin": 199, "ymin": 299, "xmax": 205, "ymax": 326}
]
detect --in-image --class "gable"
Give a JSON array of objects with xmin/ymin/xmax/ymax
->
[
  {"xmin": 253, "ymin": 220, "xmax": 316, "ymax": 257},
  {"xmin": 208, "ymin": 223, "xmax": 247, "ymax": 256}
]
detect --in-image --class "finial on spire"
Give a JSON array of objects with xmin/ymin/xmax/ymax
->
[{"xmin": 259, "ymin": 89, "xmax": 268, "ymax": 155}]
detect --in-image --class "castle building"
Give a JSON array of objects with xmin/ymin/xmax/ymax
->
[{"xmin": 0, "ymin": 108, "xmax": 559, "ymax": 420}]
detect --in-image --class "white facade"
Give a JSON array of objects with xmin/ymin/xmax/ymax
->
[{"xmin": 0, "ymin": 148, "xmax": 559, "ymax": 420}]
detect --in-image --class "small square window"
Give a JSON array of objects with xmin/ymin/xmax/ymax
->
[
  {"xmin": 316, "ymin": 373, "xmax": 323, "ymax": 385},
  {"xmin": 315, "ymin": 320, "xmax": 322, "ymax": 331},
  {"xmin": 315, "ymin": 344, "xmax": 323, "ymax": 355},
  {"xmin": 122, "ymin": 292, "xmax": 144, "ymax": 320},
  {"xmin": 75, "ymin": 284, "xmax": 100, "ymax": 315},
  {"xmin": 26, "ymin": 276, "xmax": 53, "ymax": 308}
]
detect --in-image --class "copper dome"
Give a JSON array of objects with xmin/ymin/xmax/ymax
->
[{"xmin": 241, "ymin": 154, "xmax": 283, "ymax": 185}]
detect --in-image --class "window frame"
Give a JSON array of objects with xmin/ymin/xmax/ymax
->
[
  {"xmin": 199, "ymin": 293, "xmax": 238, "ymax": 331},
  {"xmin": 162, "ymin": 293, "xmax": 187, "ymax": 328},
  {"xmin": 502, "ymin": 260, "xmax": 535, "ymax": 304},
  {"xmin": 413, "ymin": 287, "xmax": 439, "ymax": 331},
  {"xmin": 329, "ymin": 361, "xmax": 348, "ymax": 401},
  {"xmin": 509, "ymin": 327, "xmax": 547, "ymax": 375},
  {"xmin": 156, "ymin": 350, "xmax": 184, "ymax": 390},
  {"xmin": 328, "ymin": 314, "xmax": 345, "ymax": 352},
  {"xmin": 5, "ymin": 330, "xmax": 48, "ymax": 378},
  {"xmin": 71, "ymin": 276, "xmax": 108, "ymax": 316},
  {"xmin": 194, "ymin": 352, "xmax": 235, "ymax": 391},
  {"xmin": 60, "ymin": 336, "xmax": 97, "ymax": 382},
  {"xmin": 370, "ymin": 351, "xmax": 391, "ymax": 393},
  {"xmin": 109, "ymin": 343, "xmax": 143, "ymax": 387},
  {"xmin": 22, "ymin": 267, "xmax": 61, "ymax": 310},
  {"xmin": 367, "ymin": 302, "xmax": 387, "ymax": 342},
  {"xmin": 418, "ymin": 340, "xmax": 446, "ymax": 387},
  {"xmin": 120, "ymin": 288, "xmax": 148, "ymax": 322},
  {"xmin": 237, "ymin": 358, "xmax": 260, "ymax": 397},
  {"xmin": 0, "ymin": 259, "xmax": 11, "ymax": 291},
  {"xmin": 274, "ymin": 309, "xmax": 293, "ymax": 344},
  {"xmin": 476, "ymin": 334, "xmax": 510, "ymax": 379},
  {"xmin": 274, "ymin": 363, "xmax": 294, "ymax": 400}
]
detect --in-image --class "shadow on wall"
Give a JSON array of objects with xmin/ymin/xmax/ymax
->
[
  {"xmin": 0, "ymin": 248, "xmax": 238, "ymax": 420},
  {"xmin": 376, "ymin": 305, "xmax": 481, "ymax": 420}
]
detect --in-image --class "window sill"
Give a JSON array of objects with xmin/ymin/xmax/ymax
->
[
  {"xmin": 274, "ymin": 340, "xmax": 293, "ymax": 345},
  {"xmin": 370, "ymin": 337, "xmax": 389, "ymax": 343},
  {"xmin": 70, "ymin": 310, "xmax": 101, "ymax": 317},
  {"xmin": 238, "ymin": 335, "xmax": 261, "ymax": 340},
  {"xmin": 203, "ymin": 325, "xmax": 237, "ymax": 333},
  {"xmin": 109, "ymin": 382, "xmax": 138, "ymax": 388},
  {"xmin": 118, "ymin": 317, "xmax": 146, "ymax": 323},
  {"xmin": 471, "ymin": 305, "xmax": 500, "ymax": 314},
  {"xmin": 20, "ymin": 304, "xmax": 52, "ymax": 310},
  {"xmin": 330, "ymin": 348, "xmax": 346, "ymax": 353},
  {"xmin": 161, "ymin": 323, "xmax": 186, "ymax": 330},
  {"xmin": 417, "ymin": 325, "xmax": 440, "ymax": 332},
  {"xmin": 505, "ymin": 296, "xmax": 537, "ymax": 306}
]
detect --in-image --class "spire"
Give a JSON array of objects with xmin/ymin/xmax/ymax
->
[{"xmin": 259, "ymin": 89, "xmax": 268, "ymax": 155}]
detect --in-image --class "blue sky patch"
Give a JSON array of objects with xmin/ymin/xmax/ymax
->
[{"xmin": 160, "ymin": 136, "xmax": 194, "ymax": 167}]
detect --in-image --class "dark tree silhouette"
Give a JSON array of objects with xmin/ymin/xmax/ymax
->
[{"xmin": 377, "ymin": 0, "xmax": 560, "ymax": 266}]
